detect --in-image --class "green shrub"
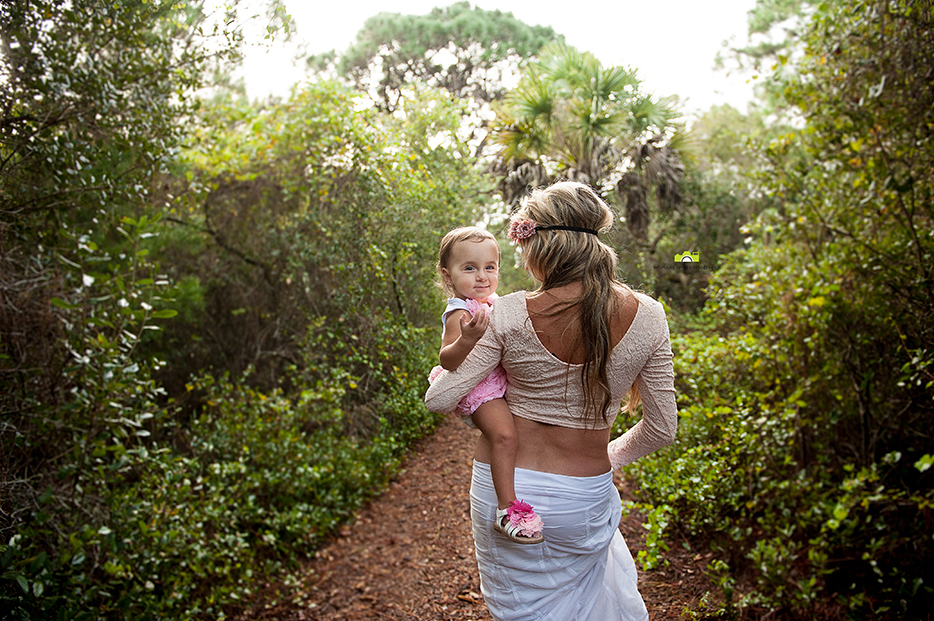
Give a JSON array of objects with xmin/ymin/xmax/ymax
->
[
  {"xmin": 620, "ymin": 2, "xmax": 934, "ymax": 617},
  {"xmin": 620, "ymin": 325, "xmax": 934, "ymax": 618},
  {"xmin": 0, "ymin": 2, "xmax": 461, "ymax": 618},
  {"xmin": 1, "ymin": 320, "xmax": 438, "ymax": 618}
]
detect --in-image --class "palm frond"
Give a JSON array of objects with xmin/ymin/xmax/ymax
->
[
  {"xmin": 627, "ymin": 95, "xmax": 680, "ymax": 136},
  {"xmin": 665, "ymin": 126, "xmax": 698, "ymax": 165},
  {"xmin": 489, "ymin": 40, "xmax": 684, "ymax": 227},
  {"xmin": 495, "ymin": 160, "xmax": 551, "ymax": 208},
  {"xmin": 509, "ymin": 72, "xmax": 556, "ymax": 121}
]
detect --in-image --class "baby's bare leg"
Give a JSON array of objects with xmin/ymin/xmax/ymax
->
[{"xmin": 470, "ymin": 398, "xmax": 517, "ymax": 510}]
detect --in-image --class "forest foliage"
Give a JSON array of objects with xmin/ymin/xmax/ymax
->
[
  {"xmin": 618, "ymin": 0, "xmax": 934, "ymax": 617},
  {"xmin": 1, "ymin": 1, "xmax": 477, "ymax": 617},
  {"xmin": 1, "ymin": 0, "xmax": 931, "ymax": 619}
]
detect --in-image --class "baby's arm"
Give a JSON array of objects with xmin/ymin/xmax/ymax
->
[
  {"xmin": 439, "ymin": 307, "xmax": 490, "ymax": 371},
  {"xmin": 426, "ymin": 313, "xmax": 503, "ymax": 414}
]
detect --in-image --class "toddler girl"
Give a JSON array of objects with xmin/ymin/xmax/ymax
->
[{"xmin": 427, "ymin": 227, "xmax": 544, "ymax": 544}]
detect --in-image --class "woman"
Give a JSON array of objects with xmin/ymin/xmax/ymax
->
[{"xmin": 424, "ymin": 181, "xmax": 678, "ymax": 621}]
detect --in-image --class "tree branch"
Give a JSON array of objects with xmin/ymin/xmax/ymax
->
[{"xmin": 164, "ymin": 216, "xmax": 273, "ymax": 273}]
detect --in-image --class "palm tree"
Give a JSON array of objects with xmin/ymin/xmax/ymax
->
[{"xmin": 489, "ymin": 42, "xmax": 686, "ymax": 243}]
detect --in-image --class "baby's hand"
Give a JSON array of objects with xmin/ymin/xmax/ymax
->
[{"xmin": 460, "ymin": 306, "xmax": 489, "ymax": 344}]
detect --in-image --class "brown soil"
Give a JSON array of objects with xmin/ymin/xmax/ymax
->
[{"xmin": 233, "ymin": 418, "xmax": 720, "ymax": 620}]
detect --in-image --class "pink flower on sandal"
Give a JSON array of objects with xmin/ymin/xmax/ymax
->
[{"xmin": 506, "ymin": 499, "xmax": 543, "ymax": 538}]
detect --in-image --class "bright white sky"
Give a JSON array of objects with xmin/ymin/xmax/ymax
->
[{"xmin": 242, "ymin": 0, "xmax": 759, "ymax": 116}]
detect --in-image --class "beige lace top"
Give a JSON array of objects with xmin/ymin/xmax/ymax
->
[{"xmin": 423, "ymin": 290, "xmax": 677, "ymax": 469}]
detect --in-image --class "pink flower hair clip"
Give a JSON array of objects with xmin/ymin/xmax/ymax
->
[{"xmin": 508, "ymin": 219, "xmax": 538, "ymax": 242}]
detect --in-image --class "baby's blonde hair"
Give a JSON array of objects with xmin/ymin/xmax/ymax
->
[{"xmin": 436, "ymin": 226, "xmax": 500, "ymax": 298}]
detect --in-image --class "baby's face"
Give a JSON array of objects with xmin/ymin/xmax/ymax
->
[{"xmin": 442, "ymin": 238, "xmax": 500, "ymax": 303}]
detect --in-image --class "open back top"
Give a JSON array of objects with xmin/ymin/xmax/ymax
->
[{"xmin": 425, "ymin": 290, "xmax": 677, "ymax": 453}]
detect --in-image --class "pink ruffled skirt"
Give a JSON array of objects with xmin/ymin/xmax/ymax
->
[{"xmin": 427, "ymin": 364, "xmax": 508, "ymax": 428}]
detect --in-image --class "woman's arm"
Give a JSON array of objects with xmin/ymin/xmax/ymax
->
[
  {"xmin": 608, "ymin": 308, "xmax": 678, "ymax": 469},
  {"xmin": 425, "ymin": 312, "xmax": 503, "ymax": 413}
]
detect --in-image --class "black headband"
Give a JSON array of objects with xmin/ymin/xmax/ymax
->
[{"xmin": 536, "ymin": 225, "xmax": 599, "ymax": 236}]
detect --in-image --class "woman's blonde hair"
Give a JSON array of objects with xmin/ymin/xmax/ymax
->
[
  {"xmin": 436, "ymin": 226, "xmax": 499, "ymax": 298},
  {"xmin": 511, "ymin": 181, "xmax": 640, "ymax": 424}
]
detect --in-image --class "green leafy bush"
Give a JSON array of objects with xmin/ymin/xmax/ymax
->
[
  {"xmin": 622, "ymin": 3, "xmax": 934, "ymax": 616},
  {"xmin": 1, "ymin": 318, "xmax": 438, "ymax": 618},
  {"xmin": 1, "ymin": 2, "xmax": 457, "ymax": 617},
  {"xmin": 148, "ymin": 80, "xmax": 487, "ymax": 397},
  {"xmin": 622, "ymin": 327, "xmax": 933, "ymax": 617}
]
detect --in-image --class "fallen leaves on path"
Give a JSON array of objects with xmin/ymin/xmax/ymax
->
[{"xmin": 233, "ymin": 418, "xmax": 718, "ymax": 620}]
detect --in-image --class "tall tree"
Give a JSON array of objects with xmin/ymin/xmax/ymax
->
[
  {"xmin": 489, "ymin": 42, "xmax": 685, "ymax": 244},
  {"xmin": 311, "ymin": 1, "xmax": 560, "ymax": 113},
  {"xmin": 716, "ymin": 0, "xmax": 815, "ymax": 112}
]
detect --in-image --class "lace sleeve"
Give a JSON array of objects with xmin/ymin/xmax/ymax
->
[
  {"xmin": 607, "ymin": 307, "xmax": 678, "ymax": 469},
  {"xmin": 424, "ymin": 308, "xmax": 504, "ymax": 414}
]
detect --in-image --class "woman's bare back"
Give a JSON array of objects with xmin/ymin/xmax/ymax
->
[{"xmin": 473, "ymin": 284, "xmax": 640, "ymax": 477}]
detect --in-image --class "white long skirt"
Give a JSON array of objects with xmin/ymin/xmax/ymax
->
[{"xmin": 470, "ymin": 461, "xmax": 649, "ymax": 621}]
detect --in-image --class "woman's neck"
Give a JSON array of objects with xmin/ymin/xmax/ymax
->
[{"xmin": 531, "ymin": 281, "xmax": 584, "ymax": 300}]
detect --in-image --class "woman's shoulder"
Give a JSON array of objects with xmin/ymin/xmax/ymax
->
[
  {"xmin": 497, "ymin": 290, "xmax": 527, "ymax": 304},
  {"xmin": 631, "ymin": 290, "xmax": 663, "ymax": 311},
  {"xmin": 630, "ymin": 290, "xmax": 669, "ymax": 326},
  {"xmin": 489, "ymin": 291, "xmax": 528, "ymax": 324},
  {"xmin": 627, "ymin": 291, "xmax": 672, "ymax": 350}
]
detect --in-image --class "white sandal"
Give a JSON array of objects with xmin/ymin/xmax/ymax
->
[{"xmin": 494, "ymin": 500, "xmax": 545, "ymax": 545}]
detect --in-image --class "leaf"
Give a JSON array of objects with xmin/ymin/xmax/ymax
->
[
  {"xmin": 915, "ymin": 454, "xmax": 934, "ymax": 473},
  {"xmin": 50, "ymin": 297, "xmax": 74, "ymax": 309},
  {"xmin": 151, "ymin": 309, "xmax": 178, "ymax": 318}
]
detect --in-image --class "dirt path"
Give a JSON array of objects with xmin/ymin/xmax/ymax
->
[{"xmin": 234, "ymin": 418, "xmax": 716, "ymax": 620}]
